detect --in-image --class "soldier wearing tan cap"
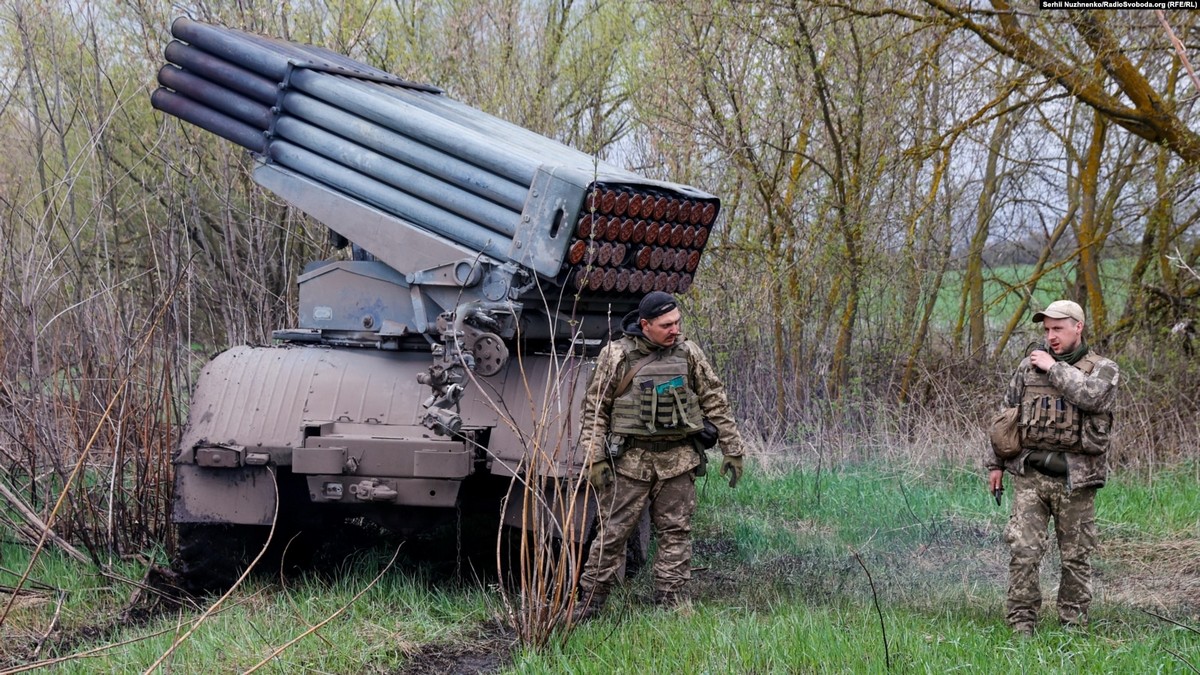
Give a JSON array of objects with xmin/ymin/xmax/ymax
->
[{"xmin": 986, "ymin": 299, "xmax": 1120, "ymax": 637}]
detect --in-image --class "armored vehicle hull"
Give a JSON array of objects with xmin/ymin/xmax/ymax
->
[{"xmin": 173, "ymin": 344, "xmax": 597, "ymax": 590}]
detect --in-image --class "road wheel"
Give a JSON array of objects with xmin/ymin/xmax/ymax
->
[{"xmin": 174, "ymin": 522, "xmax": 268, "ymax": 596}]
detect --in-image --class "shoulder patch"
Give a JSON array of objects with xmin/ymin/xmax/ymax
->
[{"xmin": 1094, "ymin": 363, "xmax": 1119, "ymax": 385}]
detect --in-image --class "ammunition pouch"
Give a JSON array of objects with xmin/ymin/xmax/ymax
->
[
  {"xmin": 1025, "ymin": 450, "xmax": 1068, "ymax": 478},
  {"xmin": 1017, "ymin": 353, "xmax": 1105, "ymax": 454},
  {"xmin": 1019, "ymin": 394, "xmax": 1082, "ymax": 452},
  {"xmin": 695, "ymin": 418, "xmax": 719, "ymax": 449},
  {"xmin": 630, "ymin": 375, "xmax": 700, "ymax": 434},
  {"xmin": 611, "ymin": 347, "xmax": 703, "ymax": 438},
  {"xmin": 605, "ymin": 434, "xmax": 627, "ymax": 460}
]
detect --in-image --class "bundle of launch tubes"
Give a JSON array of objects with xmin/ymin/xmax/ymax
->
[
  {"xmin": 563, "ymin": 187, "xmax": 717, "ymax": 296},
  {"xmin": 151, "ymin": 17, "xmax": 719, "ymax": 303}
]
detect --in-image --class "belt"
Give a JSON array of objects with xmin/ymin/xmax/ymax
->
[{"xmin": 628, "ymin": 437, "xmax": 692, "ymax": 452}]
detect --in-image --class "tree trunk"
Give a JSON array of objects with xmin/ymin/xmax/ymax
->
[{"xmin": 1073, "ymin": 110, "xmax": 1109, "ymax": 337}]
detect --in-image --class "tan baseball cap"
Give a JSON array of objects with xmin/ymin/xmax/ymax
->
[{"xmin": 1032, "ymin": 299, "xmax": 1085, "ymax": 324}]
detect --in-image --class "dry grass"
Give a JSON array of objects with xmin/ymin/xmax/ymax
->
[{"xmin": 1102, "ymin": 536, "xmax": 1200, "ymax": 615}]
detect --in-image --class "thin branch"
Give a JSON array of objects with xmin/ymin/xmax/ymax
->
[
  {"xmin": 0, "ymin": 478, "xmax": 90, "ymax": 565},
  {"xmin": 31, "ymin": 590, "xmax": 67, "ymax": 660},
  {"xmin": 851, "ymin": 547, "xmax": 890, "ymax": 672},
  {"xmin": 1155, "ymin": 11, "xmax": 1200, "ymax": 96},
  {"xmin": 1164, "ymin": 647, "xmax": 1200, "ymax": 674},
  {"xmin": 1139, "ymin": 607, "xmax": 1200, "ymax": 637}
]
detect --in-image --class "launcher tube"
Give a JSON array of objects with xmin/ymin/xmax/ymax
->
[
  {"xmin": 171, "ymin": 17, "xmax": 295, "ymax": 80},
  {"xmin": 228, "ymin": 21, "xmax": 394, "ymax": 80},
  {"xmin": 268, "ymin": 141, "xmax": 509, "ymax": 257},
  {"xmin": 150, "ymin": 88, "xmax": 266, "ymax": 153},
  {"xmin": 279, "ymin": 92, "xmax": 528, "ymax": 213},
  {"xmin": 163, "ymin": 41, "xmax": 278, "ymax": 104},
  {"xmin": 273, "ymin": 116, "xmax": 520, "ymax": 236},
  {"xmin": 405, "ymin": 94, "xmax": 642, "ymax": 182},
  {"xmin": 157, "ymin": 65, "xmax": 273, "ymax": 130},
  {"xmin": 287, "ymin": 69, "xmax": 541, "ymax": 186},
  {"xmin": 171, "ymin": 18, "xmax": 433, "ymax": 91}
]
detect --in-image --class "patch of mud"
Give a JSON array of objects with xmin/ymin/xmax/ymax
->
[
  {"xmin": 691, "ymin": 515, "xmax": 1008, "ymax": 606},
  {"xmin": 693, "ymin": 535, "xmax": 738, "ymax": 558},
  {"xmin": 390, "ymin": 623, "xmax": 514, "ymax": 675}
]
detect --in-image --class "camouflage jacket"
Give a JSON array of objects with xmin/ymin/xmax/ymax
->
[
  {"xmin": 986, "ymin": 352, "xmax": 1120, "ymax": 490},
  {"xmin": 581, "ymin": 332, "xmax": 744, "ymax": 482}
]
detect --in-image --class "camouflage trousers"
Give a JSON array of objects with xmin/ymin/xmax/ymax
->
[
  {"xmin": 1004, "ymin": 468, "xmax": 1098, "ymax": 628},
  {"xmin": 579, "ymin": 469, "xmax": 697, "ymax": 596}
]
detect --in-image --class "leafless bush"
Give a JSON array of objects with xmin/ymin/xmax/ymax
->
[
  {"xmin": 456, "ymin": 299, "xmax": 595, "ymax": 647},
  {"xmin": 0, "ymin": 279, "xmax": 181, "ymax": 561}
]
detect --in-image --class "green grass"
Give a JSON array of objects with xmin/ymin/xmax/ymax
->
[
  {"xmin": 1100, "ymin": 466, "xmax": 1200, "ymax": 538},
  {"xmin": 1, "ymin": 553, "xmax": 493, "ymax": 673},
  {"xmin": 0, "ymin": 541, "xmax": 152, "ymax": 635},
  {"xmin": 523, "ymin": 601, "xmax": 1196, "ymax": 673},
  {"xmin": 517, "ymin": 462, "xmax": 1199, "ymax": 672},
  {"xmin": 2, "ymin": 461, "xmax": 1196, "ymax": 672}
]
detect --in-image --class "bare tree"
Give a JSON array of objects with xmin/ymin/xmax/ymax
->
[{"xmin": 908, "ymin": 2, "xmax": 1200, "ymax": 164}]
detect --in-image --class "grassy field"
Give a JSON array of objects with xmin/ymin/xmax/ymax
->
[
  {"xmin": 928, "ymin": 258, "xmax": 1133, "ymax": 335},
  {"xmin": 2, "ymin": 460, "xmax": 1197, "ymax": 673}
]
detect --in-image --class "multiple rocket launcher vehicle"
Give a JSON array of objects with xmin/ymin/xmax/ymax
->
[{"xmin": 151, "ymin": 17, "xmax": 720, "ymax": 587}]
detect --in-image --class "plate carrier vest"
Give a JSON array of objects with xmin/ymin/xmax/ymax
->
[
  {"xmin": 609, "ymin": 339, "xmax": 704, "ymax": 439},
  {"xmin": 1018, "ymin": 352, "xmax": 1101, "ymax": 453}
]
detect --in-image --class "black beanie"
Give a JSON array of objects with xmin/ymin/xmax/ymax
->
[{"xmin": 638, "ymin": 291, "xmax": 678, "ymax": 320}]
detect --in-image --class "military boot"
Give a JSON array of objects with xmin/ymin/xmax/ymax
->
[
  {"xmin": 571, "ymin": 589, "xmax": 608, "ymax": 623},
  {"xmin": 1059, "ymin": 616, "xmax": 1087, "ymax": 632},
  {"xmin": 653, "ymin": 589, "xmax": 683, "ymax": 609}
]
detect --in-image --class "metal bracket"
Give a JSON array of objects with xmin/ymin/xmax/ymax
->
[
  {"xmin": 407, "ymin": 258, "xmax": 487, "ymax": 288},
  {"xmin": 194, "ymin": 442, "xmax": 245, "ymax": 468}
]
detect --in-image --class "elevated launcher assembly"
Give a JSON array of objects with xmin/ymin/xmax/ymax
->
[
  {"xmin": 151, "ymin": 18, "xmax": 721, "ymax": 559},
  {"xmin": 152, "ymin": 18, "xmax": 719, "ymax": 345}
]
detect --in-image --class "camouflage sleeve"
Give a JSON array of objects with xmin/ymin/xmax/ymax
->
[
  {"xmin": 1048, "ymin": 356, "xmax": 1120, "ymax": 413},
  {"xmin": 579, "ymin": 342, "xmax": 625, "ymax": 465},
  {"xmin": 687, "ymin": 341, "xmax": 744, "ymax": 457},
  {"xmin": 1002, "ymin": 359, "xmax": 1029, "ymax": 408}
]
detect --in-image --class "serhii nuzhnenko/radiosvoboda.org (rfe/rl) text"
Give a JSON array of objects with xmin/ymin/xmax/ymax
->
[{"xmin": 1040, "ymin": 0, "xmax": 1198, "ymax": 8}]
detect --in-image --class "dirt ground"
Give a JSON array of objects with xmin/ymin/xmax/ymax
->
[{"xmin": 390, "ymin": 624, "xmax": 515, "ymax": 675}]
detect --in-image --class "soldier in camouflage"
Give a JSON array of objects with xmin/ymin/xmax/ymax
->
[
  {"xmin": 573, "ymin": 291, "xmax": 744, "ymax": 621},
  {"xmin": 986, "ymin": 300, "xmax": 1120, "ymax": 637}
]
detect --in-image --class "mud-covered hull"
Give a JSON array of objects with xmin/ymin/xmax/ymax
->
[{"xmin": 173, "ymin": 344, "xmax": 592, "ymax": 526}]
